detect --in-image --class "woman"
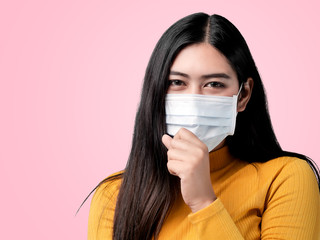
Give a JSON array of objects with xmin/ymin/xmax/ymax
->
[{"xmin": 88, "ymin": 13, "xmax": 320, "ymax": 239}]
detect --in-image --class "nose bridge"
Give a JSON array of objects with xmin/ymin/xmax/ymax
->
[{"xmin": 188, "ymin": 81, "xmax": 202, "ymax": 94}]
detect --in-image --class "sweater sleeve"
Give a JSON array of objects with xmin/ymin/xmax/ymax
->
[
  {"xmin": 87, "ymin": 179, "xmax": 120, "ymax": 240},
  {"xmin": 188, "ymin": 198, "xmax": 245, "ymax": 239},
  {"xmin": 261, "ymin": 159, "xmax": 320, "ymax": 239},
  {"xmin": 188, "ymin": 159, "xmax": 320, "ymax": 240}
]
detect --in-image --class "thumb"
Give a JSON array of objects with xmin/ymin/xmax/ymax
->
[{"xmin": 162, "ymin": 134, "xmax": 173, "ymax": 150}]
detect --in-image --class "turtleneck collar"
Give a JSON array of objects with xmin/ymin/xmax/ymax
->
[{"xmin": 209, "ymin": 145, "xmax": 236, "ymax": 172}]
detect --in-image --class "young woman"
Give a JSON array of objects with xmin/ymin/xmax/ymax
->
[{"xmin": 88, "ymin": 13, "xmax": 320, "ymax": 239}]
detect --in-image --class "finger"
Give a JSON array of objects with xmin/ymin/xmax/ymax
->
[
  {"xmin": 170, "ymin": 138, "xmax": 195, "ymax": 152},
  {"xmin": 167, "ymin": 160, "xmax": 186, "ymax": 177},
  {"xmin": 167, "ymin": 148, "xmax": 190, "ymax": 162},
  {"xmin": 175, "ymin": 128, "xmax": 205, "ymax": 149},
  {"xmin": 162, "ymin": 134, "xmax": 173, "ymax": 150}
]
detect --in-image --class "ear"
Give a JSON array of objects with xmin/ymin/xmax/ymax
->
[{"xmin": 237, "ymin": 78, "xmax": 254, "ymax": 112}]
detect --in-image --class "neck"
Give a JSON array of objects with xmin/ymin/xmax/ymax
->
[{"xmin": 209, "ymin": 145, "xmax": 236, "ymax": 172}]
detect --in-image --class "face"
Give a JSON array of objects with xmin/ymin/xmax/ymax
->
[
  {"xmin": 167, "ymin": 43, "xmax": 254, "ymax": 151},
  {"xmin": 168, "ymin": 43, "xmax": 240, "ymax": 96}
]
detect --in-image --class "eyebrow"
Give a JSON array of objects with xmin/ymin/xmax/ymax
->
[{"xmin": 169, "ymin": 71, "xmax": 231, "ymax": 80}]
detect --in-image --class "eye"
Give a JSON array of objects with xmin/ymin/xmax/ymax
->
[
  {"xmin": 204, "ymin": 81, "xmax": 225, "ymax": 88},
  {"xmin": 169, "ymin": 80, "xmax": 186, "ymax": 86}
]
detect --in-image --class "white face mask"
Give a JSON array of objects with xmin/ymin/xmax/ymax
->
[{"xmin": 165, "ymin": 85, "xmax": 242, "ymax": 152}]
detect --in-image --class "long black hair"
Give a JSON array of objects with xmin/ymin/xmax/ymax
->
[{"xmin": 96, "ymin": 13, "xmax": 320, "ymax": 240}]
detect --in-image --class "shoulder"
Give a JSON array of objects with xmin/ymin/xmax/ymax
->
[
  {"xmin": 254, "ymin": 156, "xmax": 319, "ymax": 202},
  {"xmin": 92, "ymin": 171, "xmax": 123, "ymax": 205},
  {"xmin": 253, "ymin": 156, "xmax": 317, "ymax": 183},
  {"xmin": 89, "ymin": 171, "xmax": 123, "ymax": 216},
  {"xmin": 257, "ymin": 157, "xmax": 320, "ymax": 238},
  {"xmin": 88, "ymin": 172, "xmax": 123, "ymax": 239}
]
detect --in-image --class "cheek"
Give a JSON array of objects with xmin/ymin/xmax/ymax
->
[
  {"xmin": 225, "ymin": 88, "xmax": 239, "ymax": 96},
  {"xmin": 227, "ymin": 79, "xmax": 240, "ymax": 96}
]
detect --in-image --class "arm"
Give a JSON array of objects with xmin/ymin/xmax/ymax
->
[
  {"xmin": 188, "ymin": 198, "xmax": 245, "ymax": 239},
  {"xmin": 186, "ymin": 159, "xmax": 319, "ymax": 239},
  {"xmin": 261, "ymin": 159, "xmax": 320, "ymax": 239}
]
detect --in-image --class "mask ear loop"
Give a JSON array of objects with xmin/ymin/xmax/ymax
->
[
  {"xmin": 237, "ymin": 82, "xmax": 244, "ymax": 97},
  {"xmin": 230, "ymin": 82, "xmax": 244, "ymax": 135}
]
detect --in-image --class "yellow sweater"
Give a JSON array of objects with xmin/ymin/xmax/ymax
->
[{"xmin": 88, "ymin": 146, "xmax": 320, "ymax": 239}]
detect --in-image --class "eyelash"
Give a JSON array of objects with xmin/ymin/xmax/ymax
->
[
  {"xmin": 204, "ymin": 81, "xmax": 225, "ymax": 88},
  {"xmin": 169, "ymin": 80, "xmax": 185, "ymax": 86}
]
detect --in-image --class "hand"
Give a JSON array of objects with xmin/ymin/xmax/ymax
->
[{"xmin": 162, "ymin": 128, "xmax": 217, "ymax": 213}]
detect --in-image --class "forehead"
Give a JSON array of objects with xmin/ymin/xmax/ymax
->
[{"xmin": 170, "ymin": 43, "xmax": 236, "ymax": 77}]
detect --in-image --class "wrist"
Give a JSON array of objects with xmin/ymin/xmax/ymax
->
[{"xmin": 190, "ymin": 196, "xmax": 217, "ymax": 213}]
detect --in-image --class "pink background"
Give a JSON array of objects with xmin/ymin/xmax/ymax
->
[{"xmin": 1, "ymin": 0, "xmax": 319, "ymax": 239}]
